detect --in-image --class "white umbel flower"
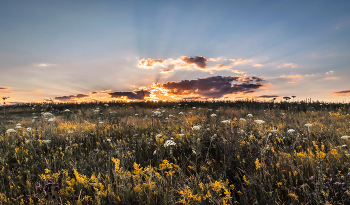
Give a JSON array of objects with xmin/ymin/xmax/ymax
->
[
  {"xmin": 6, "ymin": 129, "xmax": 16, "ymax": 133},
  {"xmin": 210, "ymin": 114, "xmax": 217, "ymax": 117},
  {"xmin": 254, "ymin": 120, "xmax": 265, "ymax": 124},
  {"xmin": 247, "ymin": 114, "xmax": 253, "ymax": 117},
  {"xmin": 164, "ymin": 140, "xmax": 176, "ymax": 147},
  {"xmin": 192, "ymin": 125, "xmax": 201, "ymax": 130},
  {"xmin": 287, "ymin": 129, "xmax": 295, "ymax": 133},
  {"xmin": 240, "ymin": 118, "xmax": 246, "ymax": 121},
  {"xmin": 221, "ymin": 120, "xmax": 230, "ymax": 124},
  {"xmin": 341, "ymin": 136, "xmax": 350, "ymax": 139}
]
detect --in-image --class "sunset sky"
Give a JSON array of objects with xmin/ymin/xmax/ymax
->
[{"xmin": 1, "ymin": 0, "xmax": 350, "ymax": 103}]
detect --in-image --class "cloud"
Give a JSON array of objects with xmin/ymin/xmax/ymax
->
[
  {"xmin": 279, "ymin": 74, "xmax": 303, "ymax": 83},
  {"xmin": 181, "ymin": 56, "xmax": 208, "ymax": 69},
  {"xmin": 332, "ymin": 89, "xmax": 350, "ymax": 96},
  {"xmin": 253, "ymin": 64, "xmax": 262, "ymax": 67},
  {"xmin": 326, "ymin": 70, "xmax": 334, "ymax": 75},
  {"xmin": 108, "ymin": 90, "xmax": 151, "ymax": 100},
  {"xmin": 229, "ymin": 59, "xmax": 247, "ymax": 65},
  {"xmin": 161, "ymin": 75, "xmax": 265, "ymax": 98},
  {"xmin": 278, "ymin": 63, "xmax": 297, "ymax": 68},
  {"xmin": 0, "ymin": 87, "xmax": 8, "ymax": 90},
  {"xmin": 54, "ymin": 94, "xmax": 89, "ymax": 101},
  {"xmin": 138, "ymin": 58, "xmax": 165, "ymax": 69},
  {"xmin": 325, "ymin": 77, "xmax": 338, "ymax": 80},
  {"xmin": 37, "ymin": 63, "xmax": 55, "ymax": 67},
  {"xmin": 257, "ymin": 95, "xmax": 279, "ymax": 98},
  {"xmin": 90, "ymin": 91, "xmax": 98, "ymax": 94},
  {"xmin": 160, "ymin": 69, "xmax": 173, "ymax": 74}
]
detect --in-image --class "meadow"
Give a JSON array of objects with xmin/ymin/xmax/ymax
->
[{"xmin": 0, "ymin": 101, "xmax": 349, "ymax": 204}]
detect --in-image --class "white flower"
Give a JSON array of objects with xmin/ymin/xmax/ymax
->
[
  {"xmin": 192, "ymin": 149, "xmax": 196, "ymax": 154},
  {"xmin": 240, "ymin": 118, "xmax": 246, "ymax": 121},
  {"xmin": 179, "ymin": 112, "xmax": 184, "ymax": 115},
  {"xmin": 192, "ymin": 125, "xmax": 201, "ymax": 130},
  {"xmin": 135, "ymin": 114, "xmax": 138, "ymax": 116},
  {"xmin": 42, "ymin": 112, "xmax": 52, "ymax": 117},
  {"xmin": 42, "ymin": 140, "xmax": 51, "ymax": 143},
  {"xmin": 15, "ymin": 125, "xmax": 22, "ymax": 129},
  {"xmin": 341, "ymin": 136, "xmax": 350, "ymax": 139},
  {"xmin": 48, "ymin": 118, "xmax": 55, "ymax": 122},
  {"xmin": 221, "ymin": 120, "xmax": 230, "ymax": 124},
  {"xmin": 169, "ymin": 115, "xmax": 174, "ymax": 118},
  {"xmin": 192, "ymin": 107, "xmax": 196, "ymax": 109},
  {"xmin": 26, "ymin": 127, "xmax": 32, "ymax": 132},
  {"xmin": 271, "ymin": 128, "xmax": 277, "ymax": 132},
  {"xmin": 305, "ymin": 124, "xmax": 312, "ymax": 127},
  {"xmin": 6, "ymin": 129, "xmax": 16, "ymax": 133},
  {"xmin": 153, "ymin": 111, "xmax": 162, "ymax": 115},
  {"xmin": 17, "ymin": 123, "xmax": 21, "ymax": 126},
  {"xmin": 208, "ymin": 109, "xmax": 212, "ymax": 111},
  {"xmin": 153, "ymin": 150, "xmax": 157, "ymax": 155},
  {"xmin": 254, "ymin": 120, "xmax": 265, "ymax": 124},
  {"xmin": 156, "ymin": 134, "xmax": 162, "ymax": 138},
  {"xmin": 107, "ymin": 139, "xmax": 111, "ymax": 142},
  {"xmin": 247, "ymin": 114, "xmax": 253, "ymax": 117},
  {"xmin": 64, "ymin": 109, "xmax": 70, "ymax": 112},
  {"xmin": 179, "ymin": 133, "xmax": 185, "ymax": 137},
  {"xmin": 68, "ymin": 130, "xmax": 73, "ymax": 134},
  {"xmin": 104, "ymin": 104, "xmax": 109, "ymax": 107},
  {"xmin": 164, "ymin": 140, "xmax": 176, "ymax": 147},
  {"xmin": 207, "ymin": 128, "xmax": 210, "ymax": 130},
  {"xmin": 99, "ymin": 121, "xmax": 103, "ymax": 124},
  {"xmin": 342, "ymin": 144, "xmax": 347, "ymax": 148},
  {"xmin": 287, "ymin": 129, "xmax": 295, "ymax": 133},
  {"xmin": 109, "ymin": 111, "xmax": 117, "ymax": 114},
  {"xmin": 210, "ymin": 113, "xmax": 217, "ymax": 117}
]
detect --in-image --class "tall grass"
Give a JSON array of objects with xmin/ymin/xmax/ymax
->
[{"xmin": 0, "ymin": 101, "xmax": 349, "ymax": 204}]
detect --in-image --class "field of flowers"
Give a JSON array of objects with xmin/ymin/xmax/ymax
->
[{"xmin": 0, "ymin": 101, "xmax": 350, "ymax": 204}]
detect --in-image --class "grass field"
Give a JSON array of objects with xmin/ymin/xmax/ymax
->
[{"xmin": 0, "ymin": 101, "xmax": 350, "ymax": 204}]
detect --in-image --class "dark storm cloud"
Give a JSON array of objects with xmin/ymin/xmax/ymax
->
[
  {"xmin": 333, "ymin": 89, "xmax": 350, "ymax": 96},
  {"xmin": 54, "ymin": 94, "xmax": 89, "ymax": 101},
  {"xmin": 181, "ymin": 56, "xmax": 208, "ymax": 69},
  {"xmin": 161, "ymin": 75, "xmax": 265, "ymax": 98},
  {"xmin": 108, "ymin": 90, "xmax": 151, "ymax": 100},
  {"xmin": 258, "ymin": 95, "xmax": 280, "ymax": 98}
]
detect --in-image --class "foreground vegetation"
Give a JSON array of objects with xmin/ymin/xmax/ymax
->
[{"xmin": 0, "ymin": 101, "xmax": 350, "ymax": 204}]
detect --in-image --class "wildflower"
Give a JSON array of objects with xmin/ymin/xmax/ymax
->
[
  {"xmin": 271, "ymin": 128, "xmax": 277, "ymax": 132},
  {"xmin": 26, "ymin": 127, "xmax": 32, "ymax": 132},
  {"xmin": 254, "ymin": 120, "xmax": 265, "ymax": 124},
  {"xmin": 153, "ymin": 150, "xmax": 157, "ymax": 155},
  {"xmin": 179, "ymin": 133, "xmax": 185, "ymax": 137},
  {"xmin": 287, "ymin": 129, "xmax": 295, "ymax": 133},
  {"xmin": 156, "ymin": 134, "xmax": 162, "ymax": 138},
  {"xmin": 104, "ymin": 104, "xmax": 109, "ymax": 107},
  {"xmin": 192, "ymin": 125, "xmax": 201, "ymax": 130},
  {"xmin": 48, "ymin": 118, "xmax": 55, "ymax": 122},
  {"xmin": 179, "ymin": 112, "xmax": 184, "ymax": 115},
  {"xmin": 247, "ymin": 114, "xmax": 253, "ymax": 117},
  {"xmin": 341, "ymin": 136, "xmax": 350, "ymax": 140},
  {"xmin": 6, "ymin": 129, "xmax": 16, "ymax": 133},
  {"xmin": 192, "ymin": 107, "xmax": 196, "ymax": 109},
  {"xmin": 342, "ymin": 145, "xmax": 347, "ymax": 148},
  {"xmin": 15, "ymin": 125, "xmax": 22, "ymax": 129},
  {"xmin": 305, "ymin": 123, "xmax": 312, "ymax": 127},
  {"xmin": 221, "ymin": 120, "xmax": 230, "ymax": 124},
  {"xmin": 42, "ymin": 140, "xmax": 51, "ymax": 143},
  {"xmin": 107, "ymin": 139, "xmax": 111, "ymax": 142},
  {"xmin": 99, "ymin": 121, "xmax": 103, "ymax": 124},
  {"xmin": 210, "ymin": 113, "xmax": 217, "ymax": 117},
  {"xmin": 42, "ymin": 112, "xmax": 52, "ymax": 117},
  {"xmin": 164, "ymin": 139, "xmax": 176, "ymax": 147},
  {"xmin": 16, "ymin": 123, "xmax": 21, "ymax": 126},
  {"xmin": 68, "ymin": 130, "xmax": 73, "ymax": 134},
  {"xmin": 169, "ymin": 115, "xmax": 174, "ymax": 117},
  {"xmin": 240, "ymin": 118, "xmax": 246, "ymax": 121},
  {"xmin": 153, "ymin": 111, "xmax": 162, "ymax": 115},
  {"xmin": 64, "ymin": 109, "xmax": 70, "ymax": 112}
]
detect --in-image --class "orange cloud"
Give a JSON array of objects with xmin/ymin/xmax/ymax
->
[
  {"xmin": 160, "ymin": 69, "xmax": 173, "ymax": 74},
  {"xmin": 278, "ymin": 63, "xmax": 297, "ymax": 68},
  {"xmin": 332, "ymin": 89, "xmax": 350, "ymax": 96},
  {"xmin": 253, "ymin": 64, "xmax": 262, "ymax": 67},
  {"xmin": 138, "ymin": 58, "xmax": 165, "ymax": 69},
  {"xmin": 326, "ymin": 70, "xmax": 334, "ymax": 75}
]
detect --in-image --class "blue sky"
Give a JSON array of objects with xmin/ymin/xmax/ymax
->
[{"xmin": 1, "ymin": 0, "xmax": 350, "ymax": 103}]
